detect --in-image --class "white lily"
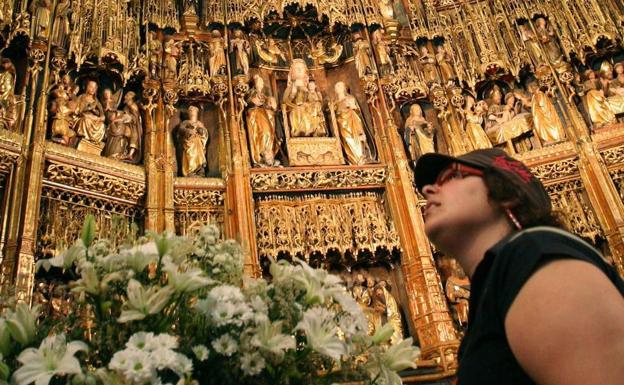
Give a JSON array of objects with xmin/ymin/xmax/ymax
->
[
  {"xmin": 163, "ymin": 260, "xmax": 213, "ymax": 294},
  {"xmin": 250, "ymin": 321, "xmax": 295, "ymax": 359},
  {"xmin": 12, "ymin": 334, "xmax": 87, "ymax": 385},
  {"xmin": 5, "ymin": 303, "xmax": 38, "ymax": 346},
  {"xmin": 365, "ymin": 338, "xmax": 420, "ymax": 385},
  {"xmin": 118, "ymin": 279, "xmax": 174, "ymax": 323},
  {"xmin": 36, "ymin": 240, "xmax": 86, "ymax": 272},
  {"xmin": 120, "ymin": 242, "xmax": 159, "ymax": 273},
  {"xmin": 295, "ymin": 307, "xmax": 346, "ymax": 361}
]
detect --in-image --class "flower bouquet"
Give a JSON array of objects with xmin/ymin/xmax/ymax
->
[{"xmin": 0, "ymin": 215, "xmax": 419, "ymax": 385}]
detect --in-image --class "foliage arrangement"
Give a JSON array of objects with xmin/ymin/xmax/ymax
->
[{"xmin": 0, "ymin": 216, "xmax": 419, "ymax": 385}]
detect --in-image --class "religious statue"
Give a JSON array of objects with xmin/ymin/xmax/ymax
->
[
  {"xmin": 309, "ymin": 40, "xmax": 343, "ymax": 66},
  {"xmin": 0, "ymin": 58, "xmax": 16, "ymax": 131},
  {"xmin": 209, "ymin": 30, "xmax": 227, "ymax": 77},
  {"xmin": 177, "ymin": 106, "xmax": 208, "ymax": 176},
  {"xmin": 51, "ymin": 0, "xmax": 71, "ymax": 49},
  {"xmin": 255, "ymin": 38, "xmax": 287, "ymax": 66},
  {"xmin": 164, "ymin": 37, "xmax": 180, "ymax": 81},
  {"xmin": 282, "ymin": 59, "xmax": 323, "ymax": 137},
  {"xmin": 122, "ymin": 92, "xmax": 142, "ymax": 164},
  {"xmin": 332, "ymin": 81, "xmax": 372, "ymax": 165},
  {"xmin": 404, "ymin": 104, "xmax": 435, "ymax": 160},
  {"xmin": 148, "ymin": 31, "xmax": 162, "ymax": 80},
  {"xmin": 103, "ymin": 109, "xmax": 133, "ymax": 160},
  {"xmin": 418, "ymin": 45, "xmax": 438, "ymax": 84},
  {"xmin": 463, "ymin": 96, "xmax": 492, "ymax": 150},
  {"xmin": 535, "ymin": 17, "xmax": 563, "ymax": 65},
  {"xmin": 582, "ymin": 69, "xmax": 617, "ymax": 128},
  {"xmin": 307, "ymin": 81, "xmax": 327, "ymax": 137},
  {"xmin": 246, "ymin": 75, "xmax": 280, "ymax": 167},
  {"xmin": 353, "ymin": 32, "xmax": 374, "ymax": 78},
  {"xmin": 606, "ymin": 62, "xmax": 624, "ymax": 116},
  {"xmin": 230, "ymin": 29, "xmax": 250, "ymax": 76},
  {"xmin": 527, "ymin": 82, "xmax": 566, "ymax": 144},
  {"xmin": 376, "ymin": 280, "xmax": 404, "ymax": 345},
  {"xmin": 372, "ymin": 29, "xmax": 393, "ymax": 76},
  {"xmin": 519, "ymin": 23, "xmax": 544, "ymax": 69},
  {"xmin": 484, "ymin": 88, "xmax": 532, "ymax": 146},
  {"xmin": 435, "ymin": 44, "xmax": 455, "ymax": 84},
  {"xmin": 29, "ymin": 0, "xmax": 51, "ymax": 40},
  {"xmin": 351, "ymin": 273, "xmax": 374, "ymax": 335},
  {"xmin": 74, "ymin": 80, "xmax": 106, "ymax": 145},
  {"xmin": 379, "ymin": 0, "xmax": 395, "ymax": 20},
  {"xmin": 48, "ymin": 87, "xmax": 76, "ymax": 145}
]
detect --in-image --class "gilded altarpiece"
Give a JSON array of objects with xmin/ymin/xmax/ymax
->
[{"xmin": 1, "ymin": 0, "xmax": 624, "ymax": 382}]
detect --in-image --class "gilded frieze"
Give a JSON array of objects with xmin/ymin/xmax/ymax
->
[
  {"xmin": 44, "ymin": 162, "xmax": 146, "ymax": 203},
  {"xmin": 530, "ymin": 157, "xmax": 580, "ymax": 182},
  {"xmin": 250, "ymin": 166, "xmax": 387, "ymax": 192}
]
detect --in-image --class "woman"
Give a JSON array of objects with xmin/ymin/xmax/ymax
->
[{"xmin": 414, "ymin": 148, "xmax": 624, "ymax": 385}]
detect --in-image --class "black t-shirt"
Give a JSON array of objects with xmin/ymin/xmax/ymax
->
[{"xmin": 456, "ymin": 226, "xmax": 624, "ymax": 385}]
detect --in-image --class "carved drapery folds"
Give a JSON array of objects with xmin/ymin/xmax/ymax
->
[{"xmin": 255, "ymin": 192, "xmax": 400, "ymax": 265}]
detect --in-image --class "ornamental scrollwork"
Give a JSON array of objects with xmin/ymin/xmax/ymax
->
[
  {"xmin": 546, "ymin": 179, "xmax": 603, "ymax": 242},
  {"xmin": 173, "ymin": 189, "xmax": 225, "ymax": 207},
  {"xmin": 44, "ymin": 163, "xmax": 146, "ymax": 203},
  {"xmin": 530, "ymin": 157, "xmax": 579, "ymax": 181},
  {"xmin": 250, "ymin": 167, "xmax": 387, "ymax": 192},
  {"xmin": 601, "ymin": 146, "xmax": 624, "ymax": 167},
  {"xmin": 255, "ymin": 192, "xmax": 401, "ymax": 267}
]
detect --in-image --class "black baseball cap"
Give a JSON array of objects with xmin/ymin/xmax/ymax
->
[{"xmin": 414, "ymin": 148, "xmax": 551, "ymax": 212}]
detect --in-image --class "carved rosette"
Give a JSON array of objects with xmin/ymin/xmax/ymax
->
[{"xmin": 250, "ymin": 167, "xmax": 387, "ymax": 192}]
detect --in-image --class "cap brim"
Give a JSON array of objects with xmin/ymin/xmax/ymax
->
[{"xmin": 413, "ymin": 153, "xmax": 458, "ymax": 192}]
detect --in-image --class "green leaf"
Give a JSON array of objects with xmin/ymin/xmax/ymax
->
[{"xmin": 81, "ymin": 215, "xmax": 97, "ymax": 248}]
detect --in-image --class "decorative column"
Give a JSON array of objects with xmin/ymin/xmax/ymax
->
[
  {"xmin": 0, "ymin": 41, "xmax": 49, "ymax": 303},
  {"xmin": 142, "ymin": 80, "xmax": 161, "ymax": 231},
  {"xmin": 368, "ymin": 74, "xmax": 460, "ymax": 372}
]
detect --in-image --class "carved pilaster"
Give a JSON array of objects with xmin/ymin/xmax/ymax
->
[{"xmin": 142, "ymin": 81, "xmax": 161, "ymax": 231}]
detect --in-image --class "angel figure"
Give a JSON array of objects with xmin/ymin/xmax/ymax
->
[
  {"xmin": 309, "ymin": 40, "xmax": 343, "ymax": 66},
  {"xmin": 255, "ymin": 38, "xmax": 287, "ymax": 66}
]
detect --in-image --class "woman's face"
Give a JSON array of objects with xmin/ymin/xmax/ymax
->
[{"xmin": 422, "ymin": 166, "xmax": 501, "ymax": 252}]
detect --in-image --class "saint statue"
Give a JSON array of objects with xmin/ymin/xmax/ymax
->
[
  {"xmin": 377, "ymin": 280, "xmax": 404, "ymax": 345},
  {"xmin": 246, "ymin": 75, "xmax": 279, "ymax": 167},
  {"xmin": 209, "ymin": 30, "xmax": 227, "ymax": 77},
  {"xmin": 103, "ymin": 109, "xmax": 132, "ymax": 160},
  {"xmin": 29, "ymin": 0, "xmax": 51, "ymax": 40},
  {"xmin": 606, "ymin": 62, "xmax": 624, "ymax": 115},
  {"xmin": 419, "ymin": 46, "xmax": 438, "ymax": 84},
  {"xmin": 379, "ymin": 0, "xmax": 395, "ymax": 20},
  {"xmin": 535, "ymin": 17, "xmax": 563, "ymax": 65},
  {"xmin": 0, "ymin": 58, "xmax": 16, "ymax": 131},
  {"xmin": 463, "ymin": 96, "xmax": 492, "ymax": 150},
  {"xmin": 351, "ymin": 273, "xmax": 374, "ymax": 335},
  {"xmin": 404, "ymin": 104, "xmax": 434, "ymax": 160},
  {"xmin": 435, "ymin": 45, "xmax": 455, "ymax": 84},
  {"xmin": 372, "ymin": 29, "xmax": 393, "ymax": 76},
  {"xmin": 519, "ymin": 23, "xmax": 544, "ymax": 68},
  {"xmin": 74, "ymin": 80, "xmax": 106, "ymax": 145},
  {"xmin": 353, "ymin": 32, "xmax": 374, "ymax": 78},
  {"xmin": 48, "ymin": 88, "xmax": 76, "ymax": 145},
  {"xmin": 177, "ymin": 106, "xmax": 208, "ymax": 176},
  {"xmin": 484, "ymin": 89, "xmax": 532, "ymax": 146},
  {"xmin": 527, "ymin": 82, "xmax": 566, "ymax": 144},
  {"xmin": 164, "ymin": 37, "xmax": 180, "ymax": 81},
  {"xmin": 51, "ymin": 0, "xmax": 71, "ymax": 49},
  {"xmin": 122, "ymin": 92, "xmax": 143, "ymax": 164},
  {"xmin": 230, "ymin": 29, "xmax": 250, "ymax": 76},
  {"xmin": 282, "ymin": 59, "xmax": 323, "ymax": 137},
  {"xmin": 148, "ymin": 31, "xmax": 162, "ymax": 80},
  {"xmin": 332, "ymin": 81, "xmax": 372, "ymax": 165},
  {"xmin": 582, "ymin": 69, "xmax": 617, "ymax": 128},
  {"xmin": 307, "ymin": 81, "xmax": 327, "ymax": 137}
]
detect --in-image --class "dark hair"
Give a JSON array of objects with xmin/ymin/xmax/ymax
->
[{"xmin": 483, "ymin": 170, "xmax": 563, "ymax": 229}]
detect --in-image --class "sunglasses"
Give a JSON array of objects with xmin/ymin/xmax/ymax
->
[{"xmin": 435, "ymin": 163, "xmax": 484, "ymax": 186}]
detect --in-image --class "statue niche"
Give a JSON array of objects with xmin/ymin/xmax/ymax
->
[
  {"xmin": 176, "ymin": 106, "xmax": 209, "ymax": 177},
  {"xmin": 280, "ymin": 59, "xmax": 345, "ymax": 166}
]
